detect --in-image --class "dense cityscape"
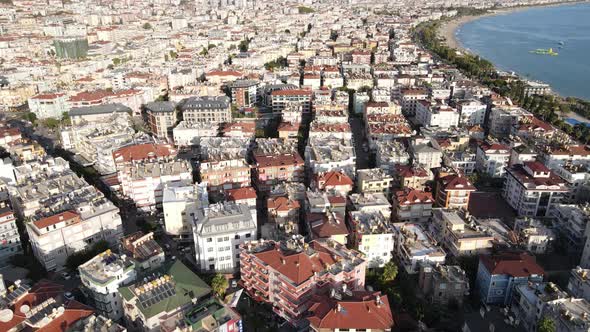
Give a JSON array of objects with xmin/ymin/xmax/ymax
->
[{"xmin": 0, "ymin": 0, "xmax": 589, "ymax": 331}]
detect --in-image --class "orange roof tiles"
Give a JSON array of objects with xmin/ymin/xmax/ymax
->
[
  {"xmin": 113, "ymin": 143, "xmax": 177, "ymax": 163},
  {"xmin": 480, "ymin": 252, "xmax": 544, "ymax": 278},
  {"xmin": 33, "ymin": 210, "xmax": 79, "ymax": 229},
  {"xmin": 226, "ymin": 187, "xmax": 257, "ymax": 201}
]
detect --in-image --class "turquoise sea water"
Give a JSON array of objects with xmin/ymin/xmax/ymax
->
[{"xmin": 455, "ymin": 3, "xmax": 590, "ymax": 100}]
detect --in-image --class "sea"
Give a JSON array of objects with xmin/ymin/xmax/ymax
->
[{"xmin": 455, "ymin": 2, "xmax": 590, "ymax": 101}]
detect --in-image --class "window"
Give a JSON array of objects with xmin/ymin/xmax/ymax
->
[
  {"xmin": 208, "ymin": 247, "xmax": 213, "ymax": 252},
  {"xmin": 235, "ymin": 244, "xmax": 239, "ymax": 249},
  {"xmin": 207, "ymin": 238, "xmax": 212, "ymax": 242},
  {"xmin": 235, "ymin": 234, "xmax": 240, "ymax": 240},
  {"xmin": 224, "ymin": 236, "xmax": 229, "ymax": 241},
  {"xmin": 246, "ymin": 233, "xmax": 251, "ymax": 238},
  {"xmin": 217, "ymin": 238, "xmax": 223, "ymax": 242}
]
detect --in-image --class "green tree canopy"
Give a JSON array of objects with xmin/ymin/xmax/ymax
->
[
  {"xmin": 211, "ymin": 274, "xmax": 228, "ymax": 297},
  {"xmin": 142, "ymin": 22, "xmax": 152, "ymax": 30},
  {"xmin": 538, "ymin": 317, "xmax": 556, "ymax": 332},
  {"xmin": 380, "ymin": 261, "xmax": 399, "ymax": 285}
]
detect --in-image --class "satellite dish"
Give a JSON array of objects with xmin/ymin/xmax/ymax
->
[
  {"xmin": 57, "ymin": 306, "xmax": 65, "ymax": 314},
  {"xmin": 0, "ymin": 309, "xmax": 14, "ymax": 322},
  {"xmin": 20, "ymin": 305, "xmax": 30, "ymax": 314},
  {"xmin": 40, "ymin": 317, "xmax": 50, "ymax": 326}
]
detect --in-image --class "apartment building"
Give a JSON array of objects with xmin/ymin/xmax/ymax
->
[
  {"xmin": 510, "ymin": 282, "xmax": 568, "ymax": 332},
  {"xmin": 27, "ymin": 203, "xmax": 123, "ymax": 271},
  {"xmin": 394, "ymin": 164, "xmax": 430, "ymax": 189},
  {"xmin": 253, "ymin": 152, "xmax": 305, "ymax": 191},
  {"xmin": 113, "ymin": 144, "xmax": 192, "ymax": 210},
  {"xmin": 28, "ymin": 92, "xmax": 69, "ymax": 119},
  {"xmin": 356, "ymin": 168, "xmax": 394, "ymax": 194},
  {"xmin": 305, "ymin": 137, "xmax": 356, "ymax": 178},
  {"xmin": 430, "ymin": 209, "xmax": 494, "ymax": 257},
  {"xmin": 193, "ymin": 202, "xmax": 257, "ymax": 273},
  {"xmin": 79, "ymin": 250, "xmax": 136, "ymax": 320},
  {"xmin": 162, "ymin": 184, "xmax": 208, "ymax": 240},
  {"xmin": 349, "ymin": 210, "xmax": 395, "ymax": 268},
  {"xmin": 307, "ymin": 291, "xmax": 394, "ymax": 332},
  {"xmin": 0, "ymin": 198, "xmax": 21, "ymax": 264},
  {"xmin": 476, "ymin": 252, "xmax": 544, "ymax": 305},
  {"xmin": 313, "ymin": 170, "xmax": 354, "ymax": 196},
  {"xmin": 435, "ymin": 174, "xmax": 476, "ymax": 209},
  {"xmin": 399, "ymin": 88, "xmax": 429, "ymax": 116},
  {"xmin": 199, "ymin": 153, "xmax": 251, "ymax": 192},
  {"xmin": 415, "ymin": 101, "xmax": 460, "ymax": 129},
  {"xmin": 568, "ymin": 267, "xmax": 590, "ymax": 302},
  {"xmin": 239, "ymin": 236, "xmax": 367, "ymax": 327},
  {"xmin": 513, "ymin": 217, "xmax": 556, "ymax": 254},
  {"xmin": 270, "ymin": 89, "xmax": 312, "ymax": 113},
  {"xmin": 0, "ymin": 280, "xmax": 94, "ymax": 331},
  {"xmin": 393, "ymin": 223, "xmax": 446, "ymax": 274},
  {"xmin": 411, "ymin": 139, "xmax": 442, "ymax": 171},
  {"xmin": 552, "ymin": 204, "xmax": 590, "ymax": 255},
  {"xmin": 172, "ymin": 121, "xmax": 219, "ymax": 146},
  {"xmin": 68, "ymin": 103, "xmax": 132, "ymax": 126},
  {"xmin": 419, "ymin": 264, "xmax": 469, "ymax": 306},
  {"xmin": 144, "ymin": 101, "xmax": 177, "ymax": 141},
  {"xmin": 489, "ymin": 106, "xmax": 530, "ymax": 138},
  {"xmin": 349, "ymin": 192, "xmax": 391, "ymax": 216},
  {"xmin": 503, "ymin": 161, "xmax": 568, "ymax": 217},
  {"xmin": 119, "ymin": 261, "xmax": 212, "ymax": 331},
  {"xmin": 456, "ymin": 99, "xmax": 487, "ymax": 126},
  {"xmin": 120, "ymin": 232, "xmax": 165, "ymax": 272},
  {"xmin": 179, "ymin": 96, "xmax": 231, "ymax": 124},
  {"xmin": 475, "ymin": 141, "xmax": 510, "ymax": 178},
  {"xmin": 228, "ymin": 79, "xmax": 259, "ymax": 108},
  {"xmin": 267, "ymin": 195, "xmax": 301, "ymax": 238},
  {"xmin": 392, "ymin": 188, "xmax": 433, "ymax": 223}
]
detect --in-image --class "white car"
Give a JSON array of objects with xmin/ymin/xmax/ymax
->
[{"xmin": 61, "ymin": 272, "xmax": 71, "ymax": 280}]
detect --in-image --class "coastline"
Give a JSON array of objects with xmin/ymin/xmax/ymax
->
[{"xmin": 437, "ymin": 1, "xmax": 589, "ymax": 52}]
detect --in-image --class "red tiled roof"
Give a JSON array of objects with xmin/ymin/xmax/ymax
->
[
  {"xmin": 549, "ymin": 145, "xmax": 590, "ymax": 156},
  {"xmin": 480, "ymin": 252, "xmax": 544, "ymax": 277},
  {"xmin": 113, "ymin": 143, "xmax": 177, "ymax": 163},
  {"xmin": 308, "ymin": 292, "xmax": 394, "ymax": 330},
  {"xmin": 226, "ymin": 187, "xmax": 257, "ymax": 201},
  {"xmin": 206, "ymin": 70, "xmax": 243, "ymax": 77},
  {"xmin": 479, "ymin": 141, "xmax": 509, "ymax": 153},
  {"xmin": 395, "ymin": 164, "xmax": 428, "ymax": 178},
  {"xmin": 394, "ymin": 188, "xmax": 433, "ymax": 206},
  {"xmin": 267, "ymin": 196, "xmax": 300, "ymax": 212},
  {"xmin": 31, "ymin": 93, "xmax": 65, "ymax": 100},
  {"xmin": 277, "ymin": 122, "xmax": 300, "ymax": 132},
  {"xmin": 37, "ymin": 300, "xmax": 94, "ymax": 332},
  {"xmin": 439, "ymin": 174, "xmax": 476, "ymax": 191},
  {"xmin": 0, "ymin": 280, "xmax": 64, "ymax": 332},
  {"xmin": 317, "ymin": 171, "xmax": 353, "ymax": 188},
  {"xmin": 308, "ymin": 212, "xmax": 349, "ymax": 239},
  {"xmin": 271, "ymin": 89, "xmax": 312, "ymax": 97},
  {"xmin": 252, "ymin": 241, "xmax": 339, "ymax": 285},
  {"xmin": 0, "ymin": 127, "xmax": 21, "ymax": 137},
  {"xmin": 33, "ymin": 210, "xmax": 79, "ymax": 229}
]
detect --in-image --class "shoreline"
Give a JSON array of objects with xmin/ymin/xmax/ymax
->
[{"xmin": 437, "ymin": 1, "xmax": 590, "ymax": 52}]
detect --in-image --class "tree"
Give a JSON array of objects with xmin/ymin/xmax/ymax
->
[
  {"xmin": 380, "ymin": 261, "xmax": 398, "ymax": 285},
  {"xmin": 142, "ymin": 22, "xmax": 152, "ymax": 30},
  {"xmin": 43, "ymin": 118, "xmax": 60, "ymax": 129},
  {"xmin": 21, "ymin": 112, "xmax": 37, "ymax": 124},
  {"xmin": 211, "ymin": 273, "xmax": 228, "ymax": 297},
  {"xmin": 284, "ymin": 29, "xmax": 290, "ymax": 34},
  {"xmin": 297, "ymin": 6, "xmax": 315, "ymax": 14},
  {"xmin": 538, "ymin": 317, "xmax": 556, "ymax": 332},
  {"xmin": 238, "ymin": 39, "xmax": 250, "ymax": 52}
]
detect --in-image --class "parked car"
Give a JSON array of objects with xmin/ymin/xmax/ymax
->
[{"xmin": 61, "ymin": 272, "xmax": 71, "ymax": 280}]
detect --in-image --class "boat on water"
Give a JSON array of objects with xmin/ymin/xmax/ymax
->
[
  {"xmin": 558, "ymin": 41, "xmax": 565, "ymax": 45},
  {"xmin": 529, "ymin": 48, "xmax": 559, "ymax": 56}
]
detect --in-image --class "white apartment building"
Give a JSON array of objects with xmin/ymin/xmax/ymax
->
[
  {"xmin": 415, "ymin": 101, "xmax": 460, "ymax": 129},
  {"xmin": 554, "ymin": 204, "xmax": 590, "ymax": 257},
  {"xmin": 489, "ymin": 106, "xmax": 530, "ymax": 138},
  {"xmin": 393, "ymin": 223, "xmax": 446, "ymax": 274},
  {"xmin": 26, "ymin": 200, "xmax": 123, "ymax": 271},
  {"xmin": 0, "ymin": 200, "xmax": 21, "ymax": 264},
  {"xmin": 503, "ymin": 161, "xmax": 568, "ymax": 217},
  {"xmin": 172, "ymin": 121, "xmax": 219, "ymax": 146},
  {"xmin": 476, "ymin": 142, "xmax": 510, "ymax": 178},
  {"xmin": 430, "ymin": 209, "xmax": 494, "ymax": 257},
  {"xmin": 411, "ymin": 139, "xmax": 442, "ymax": 171},
  {"xmin": 350, "ymin": 210, "xmax": 395, "ymax": 269},
  {"xmin": 162, "ymin": 184, "xmax": 208, "ymax": 241},
  {"xmin": 79, "ymin": 251, "xmax": 136, "ymax": 320},
  {"xmin": 28, "ymin": 93, "xmax": 69, "ymax": 119},
  {"xmin": 193, "ymin": 202, "xmax": 257, "ymax": 273},
  {"xmin": 305, "ymin": 136, "xmax": 356, "ymax": 179},
  {"xmin": 456, "ymin": 99, "xmax": 487, "ymax": 126}
]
